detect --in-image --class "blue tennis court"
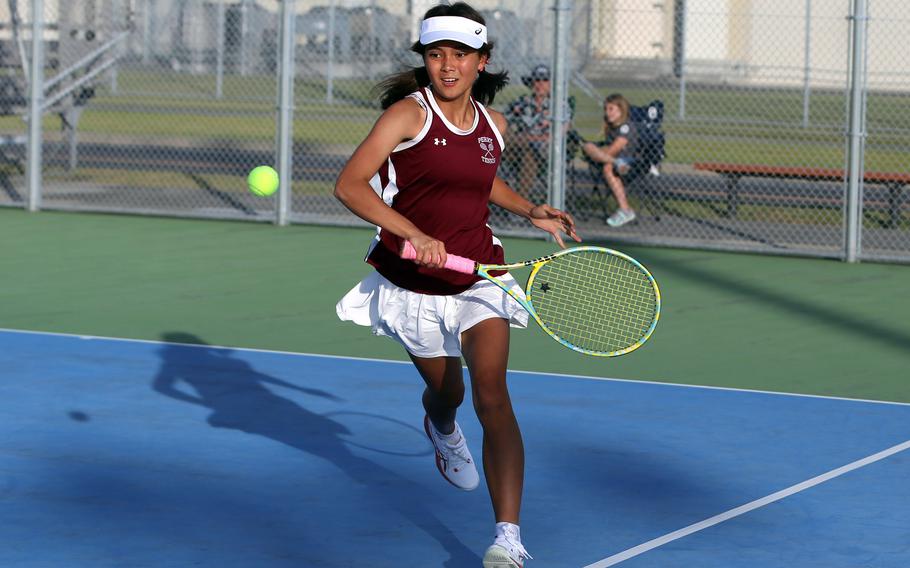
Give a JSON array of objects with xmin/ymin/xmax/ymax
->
[{"xmin": 2, "ymin": 328, "xmax": 907, "ymax": 567}]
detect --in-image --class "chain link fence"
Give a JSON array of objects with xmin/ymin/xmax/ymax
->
[{"xmin": 1, "ymin": 0, "xmax": 908, "ymax": 263}]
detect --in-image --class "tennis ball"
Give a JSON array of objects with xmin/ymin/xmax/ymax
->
[{"xmin": 248, "ymin": 165, "xmax": 279, "ymax": 197}]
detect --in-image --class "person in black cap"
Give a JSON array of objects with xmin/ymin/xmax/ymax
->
[
  {"xmin": 523, "ymin": 63, "xmax": 551, "ymax": 87},
  {"xmin": 503, "ymin": 64, "xmax": 574, "ymax": 197}
]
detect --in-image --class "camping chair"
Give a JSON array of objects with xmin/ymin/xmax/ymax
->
[{"xmin": 572, "ymin": 99, "xmax": 667, "ymax": 223}]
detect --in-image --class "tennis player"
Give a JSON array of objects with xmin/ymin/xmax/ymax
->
[{"xmin": 334, "ymin": 3, "xmax": 579, "ymax": 566}]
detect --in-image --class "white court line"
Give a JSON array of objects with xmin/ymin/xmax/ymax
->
[
  {"xmin": 583, "ymin": 439, "xmax": 910, "ymax": 568},
  {"xmin": 1, "ymin": 327, "xmax": 908, "ymax": 408},
  {"xmin": 0, "ymin": 326, "xmax": 414, "ymax": 367}
]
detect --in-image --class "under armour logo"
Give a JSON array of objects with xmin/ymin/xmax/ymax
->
[{"xmin": 434, "ymin": 138, "xmax": 447, "ymax": 146}]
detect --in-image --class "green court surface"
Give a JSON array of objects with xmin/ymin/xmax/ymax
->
[{"xmin": 2, "ymin": 208, "xmax": 908, "ymax": 403}]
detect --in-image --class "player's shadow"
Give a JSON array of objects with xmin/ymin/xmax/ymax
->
[{"xmin": 152, "ymin": 332, "xmax": 477, "ymax": 567}]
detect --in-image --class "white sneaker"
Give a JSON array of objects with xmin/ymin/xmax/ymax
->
[
  {"xmin": 606, "ymin": 208, "xmax": 637, "ymax": 227},
  {"xmin": 483, "ymin": 525, "xmax": 532, "ymax": 568},
  {"xmin": 423, "ymin": 415, "xmax": 479, "ymax": 491}
]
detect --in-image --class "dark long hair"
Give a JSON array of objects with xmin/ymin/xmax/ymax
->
[{"xmin": 376, "ymin": 2, "xmax": 509, "ymax": 109}]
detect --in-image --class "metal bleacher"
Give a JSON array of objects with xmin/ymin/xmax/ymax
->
[{"xmin": 0, "ymin": 0, "xmax": 131, "ymax": 173}]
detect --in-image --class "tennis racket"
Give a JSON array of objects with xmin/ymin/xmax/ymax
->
[{"xmin": 401, "ymin": 242, "xmax": 660, "ymax": 357}]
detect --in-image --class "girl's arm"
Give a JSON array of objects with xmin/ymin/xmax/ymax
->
[
  {"xmin": 334, "ymin": 98, "xmax": 447, "ymax": 268},
  {"xmin": 488, "ymin": 109, "xmax": 581, "ymax": 248},
  {"xmin": 489, "ymin": 176, "xmax": 580, "ymax": 248}
]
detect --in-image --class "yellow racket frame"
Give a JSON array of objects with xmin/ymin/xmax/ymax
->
[{"xmin": 473, "ymin": 246, "xmax": 661, "ymax": 357}]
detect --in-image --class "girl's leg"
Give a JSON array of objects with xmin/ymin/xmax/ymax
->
[
  {"xmin": 410, "ymin": 352, "xmax": 480, "ymax": 492},
  {"xmin": 461, "ymin": 317, "xmax": 523, "ymax": 523},
  {"xmin": 604, "ymin": 163, "xmax": 631, "ymax": 210},
  {"xmin": 408, "ymin": 354, "xmax": 465, "ymax": 435}
]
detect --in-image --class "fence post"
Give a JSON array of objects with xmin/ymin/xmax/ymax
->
[
  {"xmin": 548, "ymin": 0, "xmax": 572, "ymax": 214},
  {"xmin": 276, "ymin": 0, "xmax": 297, "ymax": 226},
  {"xmin": 215, "ymin": 0, "xmax": 225, "ymax": 99},
  {"xmin": 326, "ymin": 0, "xmax": 336, "ymax": 104},
  {"xmin": 673, "ymin": 0, "xmax": 687, "ymax": 119},
  {"xmin": 801, "ymin": 0, "xmax": 812, "ymax": 127},
  {"xmin": 27, "ymin": 0, "xmax": 46, "ymax": 213},
  {"xmin": 845, "ymin": 0, "xmax": 868, "ymax": 262}
]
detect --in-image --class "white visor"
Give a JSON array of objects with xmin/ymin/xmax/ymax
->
[{"xmin": 419, "ymin": 16, "xmax": 487, "ymax": 49}]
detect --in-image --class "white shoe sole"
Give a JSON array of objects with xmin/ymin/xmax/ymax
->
[{"xmin": 483, "ymin": 544, "xmax": 522, "ymax": 568}]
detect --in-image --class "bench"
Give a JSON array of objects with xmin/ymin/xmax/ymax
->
[{"xmin": 693, "ymin": 162, "xmax": 910, "ymax": 228}]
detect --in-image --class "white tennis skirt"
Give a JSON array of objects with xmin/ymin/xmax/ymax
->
[{"xmin": 336, "ymin": 271, "xmax": 529, "ymax": 358}]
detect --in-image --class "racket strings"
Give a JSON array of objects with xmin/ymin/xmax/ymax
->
[{"xmin": 530, "ymin": 250, "xmax": 659, "ymax": 354}]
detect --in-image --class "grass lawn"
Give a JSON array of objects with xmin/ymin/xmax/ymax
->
[{"xmin": 2, "ymin": 70, "xmax": 907, "ymax": 224}]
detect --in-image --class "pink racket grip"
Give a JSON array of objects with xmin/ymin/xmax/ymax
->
[{"xmin": 400, "ymin": 241, "xmax": 477, "ymax": 275}]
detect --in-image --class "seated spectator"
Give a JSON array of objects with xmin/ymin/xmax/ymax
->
[
  {"xmin": 503, "ymin": 64, "xmax": 574, "ymax": 197},
  {"xmin": 581, "ymin": 93, "xmax": 639, "ymax": 227}
]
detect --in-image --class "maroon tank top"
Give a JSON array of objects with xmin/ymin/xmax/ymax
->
[{"xmin": 365, "ymin": 87, "xmax": 506, "ymax": 295}]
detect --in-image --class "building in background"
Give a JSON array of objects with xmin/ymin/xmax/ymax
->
[
  {"xmin": 587, "ymin": 0, "xmax": 906, "ymax": 91},
  {"xmin": 1, "ymin": 0, "xmax": 908, "ymax": 90}
]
